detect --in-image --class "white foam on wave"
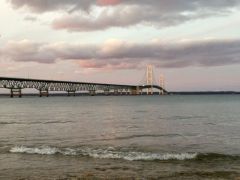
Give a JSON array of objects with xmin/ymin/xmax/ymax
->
[
  {"xmin": 10, "ymin": 146, "xmax": 58, "ymax": 155},
  {"xmin": 79, "ymin": 148, "xmax": 198, "ymax": 161},
  {"xmin": 9, "ymin": 146, "xmax": 198, "ymax": 161}
]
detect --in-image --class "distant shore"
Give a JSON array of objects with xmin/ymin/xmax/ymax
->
[{"xmin": 169, "ymin": 91, "xmax": 240, "ymax": 95}]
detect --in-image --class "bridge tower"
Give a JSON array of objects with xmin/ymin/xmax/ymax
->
[
  {"xmin": 147, "ymin": 65, "xmax": 154, "ymax": 95},
  {"xmin": 159, "ymin": 74, "xmax": 165, "ymax": 95}
]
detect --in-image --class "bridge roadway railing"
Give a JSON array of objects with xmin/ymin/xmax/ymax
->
[{"xmin": 0, "ymin": 77, "xmax": 167, "ymax": 97}]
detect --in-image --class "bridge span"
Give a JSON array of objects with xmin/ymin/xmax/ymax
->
[{"xmin": 0, "ymin": 77, "xmax": 167, "ymax": 97}]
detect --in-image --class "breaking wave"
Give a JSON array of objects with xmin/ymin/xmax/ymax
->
[{"xmin": 9, "ymin": 146, "xmax": 198, "ymax": 161}]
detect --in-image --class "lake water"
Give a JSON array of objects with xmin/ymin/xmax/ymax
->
[{"xmin": 0, "ymin": 95, "xmax": 240, "ymax": 179}]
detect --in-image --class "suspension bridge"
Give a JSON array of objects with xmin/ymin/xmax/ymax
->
[{"xmin": 0, "ymin": 65, "xmax": 167, "ymax": 97}]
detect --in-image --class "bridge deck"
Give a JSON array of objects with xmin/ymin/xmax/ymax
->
[
  {"xmin": 0, "ymin": 77, "xmax": 167, "ymax": 97},
  {"xmin": 0, "ymin": 77, "xmax": 135, "ymax": 88}
]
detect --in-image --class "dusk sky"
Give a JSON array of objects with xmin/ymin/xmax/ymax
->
[{"xmin": 1, "ymin": 0, "xmax": 240, "ymax": 91}]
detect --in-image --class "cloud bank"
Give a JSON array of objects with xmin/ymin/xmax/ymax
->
[
  {"xmin": 8, "ymin": 0, "xmax": 240, "ymax": 31},
  {"xmin": 1, "ymin": 39, "xmax": 240, "ymax": 69}
]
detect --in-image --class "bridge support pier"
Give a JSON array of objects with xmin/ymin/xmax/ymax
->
[
  {"xmin": 147, "ymin": 86, "xmax": 153, "ymax": 95},
  {"xmin": 10, "ymin": 88, "xmax": 22, "ymax": 98},
  {"xmin": 39, "ymin": 89, "xmax": 49, "ymax": 97},
  {"xmin": 159, "ymin": 89, "xmax": 164, "ymax": 95},
  {"xmin": 119, "ymin": 89, "xmax": 123, "ymax": 95},
  {"xmin": 131, "ymin": 89, "xmax": 137, "ymax": 95},
  {"xmin": 89, "ymin": 90, "xmax": 96, "ymax": 96},
  {"xmin": 131, "ymin": 87, "xmax": 140, "ymax": 95},
  {"xmin": 104, "ymin": 89, "xmax": 110, "ymax": 95},
  {"xmin": 124, "ymin": 89, "xmax": 129, "ymax": 95},
  {"xmin": 67, "ymin": 91, "xmax": 76, "ymax": 96},
  {"xmin": 114, "ymin": 89, "xmax": 119, "ymax": 95}
]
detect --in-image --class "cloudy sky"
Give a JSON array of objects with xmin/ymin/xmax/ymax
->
[{"xmin": 1, "ymin": 0, "xmax": 240, "ymax": 91}]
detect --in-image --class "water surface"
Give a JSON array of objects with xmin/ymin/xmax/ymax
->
[{"xmin": 0, "ymin": 95, "xmax": 240, "ymax": 179}]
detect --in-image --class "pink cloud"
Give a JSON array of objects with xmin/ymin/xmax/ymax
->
[
  {"xmin": 78, "ymin": 60, "xmax": 140, "ymax": 70},
  {"xmin": 2, "ymin": 39, "xmax": 240, "ymax": 70},
  {"xmin": 97, "ymin": 0, "xmax": 121, "ymax": 6},
  {"xmin": 78, "ymin": 60, "xmax": 105, "ymax": 69}
]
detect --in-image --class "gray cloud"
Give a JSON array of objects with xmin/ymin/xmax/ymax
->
[
  {"xmin": 52, "ymin": 6, "xmax": 226, "ymax": 32},
  {"xmin": 52, "ymin": 5, "xmax": 148, "ymax": 31},
  {"xmin": 24, "ymin": 15, "xmax": 38, "ymax": 22},
  {"xmin": 9, "ymin": 0, "xmax": 239, "ymax": 13},
  {"xmin": 9, "ymin": 0, "xmax": 95, "ymax": 12},
  {"xmin": 8, "ymin": 0, "xmax": 240, "ymax": 31},
  {"xmin": 1, "ymin": 39, "xmax": 240, "ymax": 69}
]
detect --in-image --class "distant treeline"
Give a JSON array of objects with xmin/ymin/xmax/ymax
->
[{"xmin": 169, "ymin": 91, "xmax": 240, "ymax": 95}]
